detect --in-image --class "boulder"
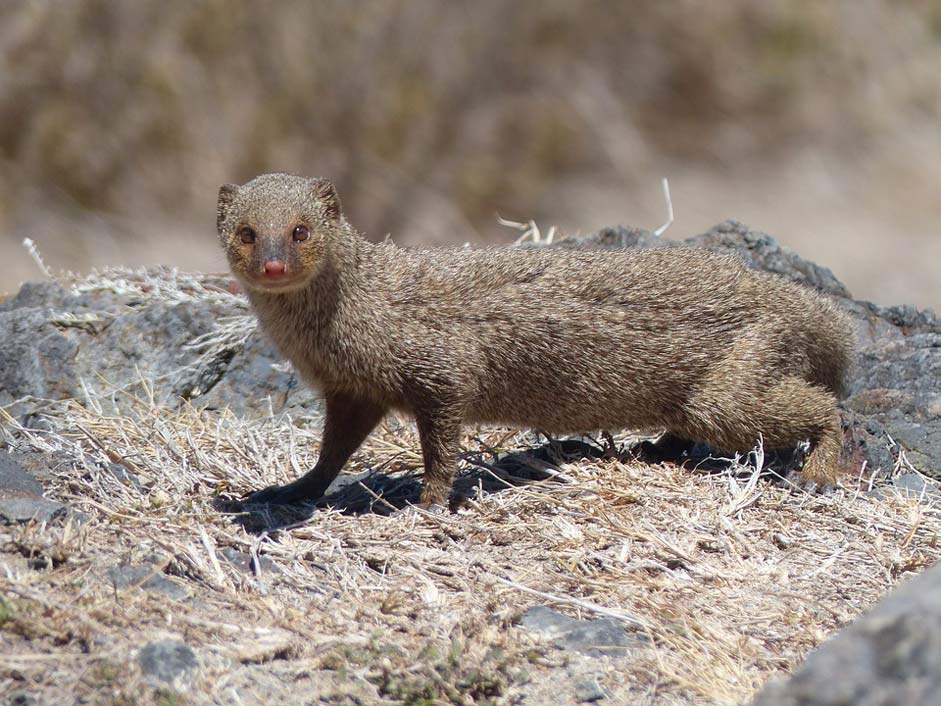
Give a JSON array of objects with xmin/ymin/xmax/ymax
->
[
  {"xmin": 0, "ymin": 275, "xmax": 319, "ymax": 419},
  {"xmin": 0, "ymin": 453, "xmax": 71, "ymax": 525},
  {"xmin": 751, "ymin": 561, "xmax": 941, "ymax": 706}
]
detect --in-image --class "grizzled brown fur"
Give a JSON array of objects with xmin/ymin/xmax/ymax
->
[{"xmin": 217, "ymin": 173, "xmax": 855, "ymax": 508}]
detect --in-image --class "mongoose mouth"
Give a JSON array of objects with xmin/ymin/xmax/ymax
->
[{"xmin": 244, "ymin": 270, "xmax": 309, "ymax": 293}]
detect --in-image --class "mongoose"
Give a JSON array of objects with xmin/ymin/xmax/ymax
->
[{"xmin": 217, "ymin": 173, "xmax": 855, "ymax": 508}]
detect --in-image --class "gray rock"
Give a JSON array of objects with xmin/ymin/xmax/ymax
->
[
  {"xmin": 138, "ymin": 639, "xmax": 199, "ymax": 691},
  {"xmin": 0, "ymin": 279, "xmax": 321, "ymax": 418},
  {"xmin": 0, "ymin": 279, "xmax": 127, "ymax": 314},
  {"xmin": 519, "ymin": 605, "xmax": 637, "ymax": 657},
  {"xmin": 890, "ymin": 473, "xmax": 940, "ymax": 499},
  {"xmin": 4, "ymin": 691, "xmax": 37, "ymax": 706},
  {"xmin": 18, "ymin": 411, "xmax": 54, "ymax": 433},
  {"xmin": 194, "ymin": 329, "xmax": 321, "ymax": 416},
  {"xmin": 751, "ymin": 562, "xmax": 941, "ymax": 706},
  {"xmin": 106, "ymin": 564, "xmax": 161, "ymax": 590},
  {"xmin": 868, "ymin": 304, "xmax": 941, "ymax": 334},
  {"xmin": 323, "ymin": 470, "xmax": 374, "ymax": 496},
  {"xmin": 105, "ymin": 560, "xmax": 189, "ymax": 600},
  {"xmin": 0, "ymin": 307, "xmax": 79, "ymax": 405},
  {"xmin": 574, "ymin": 676, "xmax": 607, "ymax": 702},
  {"xmin": 560, "ymin": 220, "xmax": 849, "ymax": 297},
  {"xmin": 684, "ymin": 219, "xmax": 851, "ymax": 297},
  {"xmin": 0, "ymin": 453, "xmax": 69, "ymax": 525},
  {"xmin": 865, "ymin": 472, "xmax": 941, "ymax": 503},
  {"xmin": 841, "ymin": 325, "xmax": 941, "ymax": 477},
  {"xmin": 140, "ymin": 575, "xmax": 191, "ymax": 601},
  {"xmin": 0, "ymin": 496, "xmax": 69, "ymax": 525},
  {"xmin": 840, "ymin": 411, "xmax": 900, "ymax": 480},
  {"xmin": 86, "ymin": 299, "xmax": 226, "ymax": 405},
  {"xmin": 8, "ymin": 452, "xmax": 60, "ymax": 484},
  {"xmin": 0, "ymin": 454, "xmax": 45, "ymax": 496},
  {"xmin": 99, "ymin": 462, "xmax": 142, "ymax": 491},
  {"xmin": 218, "ymin": 547, "xmax": 279, "ymax": 575}
]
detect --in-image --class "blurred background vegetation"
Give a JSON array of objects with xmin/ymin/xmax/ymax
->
[{"xmin": 1, "ymin": 1, "xmax": 939, "ymax": 308}]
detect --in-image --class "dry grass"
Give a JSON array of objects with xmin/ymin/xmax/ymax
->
[{"xmin": 1, "ymin": 270, "xmax": 940, "ymax": 705}]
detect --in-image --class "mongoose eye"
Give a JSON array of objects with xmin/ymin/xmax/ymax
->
[
  {"xmin": 238, "ymin": 227, "xmax": 256, "ymax": 244},
  {"xmin": 292, "ymin": 225, "xmax": 310, "ymax": 242}
]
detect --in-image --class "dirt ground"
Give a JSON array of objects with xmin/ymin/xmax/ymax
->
[{"xmin": 1, "ymin": 384, "xmax": 939, "ymax": 705}]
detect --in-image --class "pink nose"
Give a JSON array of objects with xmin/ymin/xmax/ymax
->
[{"xmin": 263, "ymin": 260, "xmax": 287, "ymax": 277}]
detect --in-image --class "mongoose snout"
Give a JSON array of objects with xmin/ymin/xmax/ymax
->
[
  {"xmin": 263, "ymin": 260, "xmax": 287, "ymax": 277},
  {"xmin": 217, "ymin": 172, "xmax": 856, "ymax": 509}
]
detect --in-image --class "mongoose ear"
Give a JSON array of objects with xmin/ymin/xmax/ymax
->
[
  {"xmin": 217, "ymin": 184, "xmax": 239, "ymax": 232},
  {"xmin": 313, "ymin": 179, "xmax": 342, "ymax": 221}
]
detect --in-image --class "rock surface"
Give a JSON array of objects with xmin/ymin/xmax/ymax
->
[
  {"xmin": 567, "ymin": 220, "xmax": 850, "ymax": 298},
  {"xmin": 138, "ymin": 639, "xmax": 200, "ymax": 692},
  {"xmin": 751, "ymin": 561, "xmax": 941, "ymax": 706},
  {"xmin": 518, "ymin": 605, "xmax": 639, "ymax": 658},
  {"xmin": 106, "ymin": 563, "xmax": 191, "ymax": 601},
  {"xmin": 0, "ymin": 453, "xmax": 69, "ymax": 525},
  {"xmin": 573, "ymin": 676, "xmax": 608, "ymax": 703},
  {"xmin": 0, "ymin": 272, "xmax": 319, "ymax": 419}
]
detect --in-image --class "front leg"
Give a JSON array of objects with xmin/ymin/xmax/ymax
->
[
  {"xmin": 246, "ymin": 392, "xmax": 386, "ymax": 506},
  {"xmin": 415, "ymin": 408, "xmax": 463, "ymax": 508}
]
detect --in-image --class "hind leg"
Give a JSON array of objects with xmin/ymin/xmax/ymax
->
[
  {"xmin": 757, "ymin": 378, "xmax": 842, "ymax": 489},
  {"xmin": 683, "ymin": 376, "xmax": 843, "ymax": 490}
]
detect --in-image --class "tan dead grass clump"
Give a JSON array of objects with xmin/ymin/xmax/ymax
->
[{"xmin": 0, "ymin": 268, "xmax": 939, "ymax": 705}]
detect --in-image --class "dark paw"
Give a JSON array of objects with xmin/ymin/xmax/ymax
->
[
  {"xmin": 632, "ymin": 439, "xmax": 669, "ymax": 464},
  {"xmin": 631, "ymin": 435, "xmax": 697, "ymax": 465}
]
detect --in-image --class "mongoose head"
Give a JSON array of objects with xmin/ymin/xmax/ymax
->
[{"xmin": 216, "ymin": 173, "xmax": 344, "ymax": 293}]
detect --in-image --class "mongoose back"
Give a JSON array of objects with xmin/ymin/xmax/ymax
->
[{"xmin": 217, "ymin": 173, "xmax": 855, "ymax": 508}]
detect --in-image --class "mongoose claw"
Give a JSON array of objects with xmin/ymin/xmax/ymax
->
[
  {"xmin": 396, "ymin": 501, "xmax": 449, "ymax": 518},
  {"xmin": 421, "ymin": 502, "xmax": 449, "ymax": 515},
  {"xmin": 785, "ymin": 471, "xmax": 836, "ymax": 496}
]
